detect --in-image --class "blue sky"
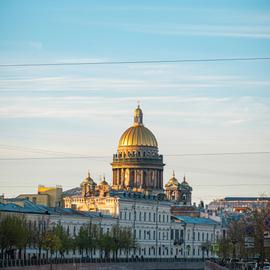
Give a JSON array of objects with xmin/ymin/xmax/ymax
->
[{"xmin": 0, "ymin": 0, "xmax": 270, "ymax": 203}]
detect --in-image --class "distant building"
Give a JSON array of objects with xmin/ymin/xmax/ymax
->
[
  {"xmin": 208, "ymin": 196, "xmax": 270, "ymax": 213},
  {"xmin": 16, "ymin": 185, "xmax": 62, "ymax": 207},
  {"xmin": 171, "ymin": 216, "xmax": 221, "ymax": 258}
]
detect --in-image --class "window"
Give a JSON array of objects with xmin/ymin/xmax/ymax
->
[
  {"xmin": 153, "ymin": 213, "xmax": 156, "ymax": 222},
  {"xmin": 180, "ymin": 230, "xmax": 184, "ymax": 238},
  {"xmin": 159, "ymin": 214, "xmax": 161, "ymax": 222},
  {"xmin": 139, "ymin": 230, "xmax": 141, "ymax": 239},
  {"xmin": 198, "ymin": 232, "xmax": 200, "ymax": 241},
  {"xmin": 139, "ymin": 212, "xmax": 141, "ymax": 221},
  {"xmin": 153, "ymin": 230, "xmax": 156, "ymax": 240},
  {"xmin": 202, "ymin": 232, "xmax": 205, "ymax": 241},
  {"xmin": 206, "ymin": 233, "xmax": 209, "ymax": 241},
  {"xmin": 124, "ymin": 212, "xmax": 127, "ymax": 220},
  {"xmin": 144, "ymin": 230, "xmax": 146, "ymax": 239},
  {"xmin": 120, "ymin": 212, "xmax": 122, "ymax": 219},
  {"xmin": 149, "ymin": 212, "xmax": 151, "ymax": 221},
  {"xmin": 129, "ymin": 212, "xmax": 131, "ymax": 220},
  {"xmin": 171, "ymin": 229, "xmax": 174, "ymax": 240},
  {"xmin": 162, "ymin": 215, "xmax": 165, "ymax": 222},
  {"xmin": 193, "ymin": 231, "xmax": 195, "ymax": 240},
  {"xmin": 144, "ymin": 212, "xmax": 146, "ymax": 221},
  {"xmin": 175, "ymin": 229, "xmax": 179, "ymax": 240}
]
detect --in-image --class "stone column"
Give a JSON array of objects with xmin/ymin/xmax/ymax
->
[
  {"xmin": 117, "ymin": 169, "xmax": 120, "ymax": 186},
  {"xmin": 160, "ymin": 170, "xmax": 163, "ymax": 189},
  {"xmin": 121, "ymin": 169, "xmax": 125, "ymax": 187}
]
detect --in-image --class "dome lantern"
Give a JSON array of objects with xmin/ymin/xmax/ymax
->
[{"xmin": 134, "ymin": 105, "xmax": 143, "ymax": 126}]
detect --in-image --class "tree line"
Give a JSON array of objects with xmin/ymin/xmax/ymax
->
[
  {"xmin": 0, "ymin": 214, "xmax": 137, "ymax": 261},
  {"xmin": 217, "ymin": 205, "xmax": 270, "ymax": 262}
]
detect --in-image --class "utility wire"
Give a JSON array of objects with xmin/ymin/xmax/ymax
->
[
  {"xmin": 1, "ymin": 184, "xmax": 269, "ymax": 188},
  {"xmin": 0, "ymin": 151, "xmax": 270, "ymax": 160},
  {"xmin": 0, "ymin": 57, "xmax": 270, "ymax": 68}
]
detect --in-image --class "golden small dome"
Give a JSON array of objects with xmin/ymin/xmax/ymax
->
[
  {"xmin": 118, "ymin": 105, "xmax": 158, "ymax": 148},
  {"xmin": 81, "ymin": 171, "xmax": 96, "ymax": 186},
  {"xmin": 165, "ymin": 171, "xmax": 179, "ymax": 187}
]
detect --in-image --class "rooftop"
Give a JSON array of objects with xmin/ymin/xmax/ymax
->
[
  {"xmin": 173, "ymin": 215, "xmax": 219, "ymax": 225},
  {"xmin": 224, "ymin": 197, "xmax": 270, "ymax": 201},
  {"xmin": 0, "ymin": 199, "xmax": 113, "ymax": 219}
]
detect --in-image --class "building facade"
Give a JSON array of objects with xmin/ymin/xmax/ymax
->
[
  {"xmin": 0, "ymin": 199, "xmax": 220, "ymax": 259},
  {"xmin": 208, "ymin": 196, "xmax": 270, "ymax": 213}
]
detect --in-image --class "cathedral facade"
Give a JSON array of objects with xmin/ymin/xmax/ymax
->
[{"xmin": 63, "ymin": 105, "xmax": 193, "ymax": 215}]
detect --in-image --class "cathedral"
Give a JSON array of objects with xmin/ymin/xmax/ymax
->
[{"xmin": 63, "ymin": 105, "xmax": 193, "ymax": 215}]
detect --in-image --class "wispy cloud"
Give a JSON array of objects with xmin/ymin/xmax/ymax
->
[{"xmin": 86, "ymin": 22, "xmax": 270, "ymax": 39}]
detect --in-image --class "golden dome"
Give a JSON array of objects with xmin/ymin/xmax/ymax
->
[
  {"xmin": 118, "ymin": 105, "xmax": 158, "ymax": 148},
  {"xmin": 165, "ymin": 171, "xmax": 179, "ymax": 188}
]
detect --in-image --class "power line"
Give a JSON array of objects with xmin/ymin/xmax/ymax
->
[
  {"xmin": 0, "ymin": 151, "xmax": 269, "ymax": 161},
  {"xmin": 0, "ymin": 57, "xmax": 270, "ymax": 68},
  {"xmin": 0, "ymin": 184, "xmax": 270, "ymax": 188}
]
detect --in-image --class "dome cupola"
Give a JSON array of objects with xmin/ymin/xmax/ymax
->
[
  {"xmin": 112, "ymin": 105, "xmax": 164, "ymax": 194},
  {"xmin": 118, "ymin": 105, "xmax": 158, "ymax": 148}
]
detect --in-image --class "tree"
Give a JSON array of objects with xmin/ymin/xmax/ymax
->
[
  {"xmin": 75, "ymin": 222, "xmax": 99, "ymax": 258},
  {"xmin": 54, "ymin": 225, "xmax": 73, "ymax": 258},
  {"xmin": 75, "ymin": 226, "xmax": 89, "ymax": 258},
  {"xmin": 0, "ymin": 214, "xmax": 29, "ymax": 260},
  {"xmin": 227, "ymin": 219, "xmax": 245, "ymax": 258},
  {"xmin": 217, "ymin": 204, "xmax": 270, "ymax": 260},
  {"xmin": 97, "ymin": 230, "xmax": 114, "ymax": 259},
  {"xmin": 42, "ymin": 230, "xmax": 61, "ymax": 259},
  {"xmin": 121, "ymin": 227, "xmax": 137, "ymax": 259}
]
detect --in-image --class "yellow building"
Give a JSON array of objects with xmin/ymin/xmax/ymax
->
[{"xmin": 17, "ymin": 185, "xmax": 62, "ymax": 207}]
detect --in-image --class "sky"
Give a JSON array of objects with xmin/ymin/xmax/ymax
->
[{"xmin": 0, "ymin": 0, "xmax": 270, "ymax": 203}]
